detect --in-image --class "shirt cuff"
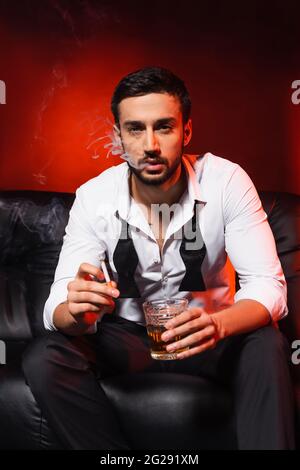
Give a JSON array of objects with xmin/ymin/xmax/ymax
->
[{"xmin": 43, "ymin": 278, "xmax": 72, "ymax": 331}]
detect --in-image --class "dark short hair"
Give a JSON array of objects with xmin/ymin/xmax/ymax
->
[{"xmin": 111, "ymin": 66, "xmax": 191, "ymax": 126}]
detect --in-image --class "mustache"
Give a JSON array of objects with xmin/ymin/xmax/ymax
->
[{"xmin": 141, "ymin": 156, "xmax": 167, "ymax": 165}]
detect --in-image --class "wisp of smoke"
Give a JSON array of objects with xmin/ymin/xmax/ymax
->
[
  {"xmin": 86, "ymin": 122, "xmax": 147, "ymax": 170},
  {"xmin": 33, "ymin": 63, "xmax": 68, "ymax": 185}
]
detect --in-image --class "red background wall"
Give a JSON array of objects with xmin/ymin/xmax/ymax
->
[{"xmin": 0, "ymin": 0, "xmax": 299, "ymax": 194}]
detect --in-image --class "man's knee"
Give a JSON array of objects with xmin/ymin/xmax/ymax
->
[
  {"xmin": 246, "ymin": 325, "xmax": 289, "ymax": 359},
  {"xmin": 22, "ymin": 333, "xmax": 50, "ymax": 378},
  {"xmin": 22, "ymin": 331, "xmax": 93, "ymax": 388},
  {"xmin": 238, "ymin": 325, "xmax": 291, "ymax": 380}
]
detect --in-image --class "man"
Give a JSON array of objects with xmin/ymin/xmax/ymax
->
[{"xmin": 22, "ymin": 66, "xmax": 295, "ymax": 449}]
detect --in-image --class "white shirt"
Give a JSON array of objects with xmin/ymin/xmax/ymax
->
[{"xmin": 43, "ymin": 152, "xmax": 288, "ymax": 331}]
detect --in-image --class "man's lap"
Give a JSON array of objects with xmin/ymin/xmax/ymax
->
[{"xmin": 26, "ymin": 314, "xmax": 289, "ymax": 389}]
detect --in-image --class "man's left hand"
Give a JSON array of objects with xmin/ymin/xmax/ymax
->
[{"xmin": 161, "ymin": 307, "xmax": 218, "ymax": 359}]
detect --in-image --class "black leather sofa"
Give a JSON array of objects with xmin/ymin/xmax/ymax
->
[{"xmin": 0, "ymin": 189, "xmax": 299, "ymax": 450}]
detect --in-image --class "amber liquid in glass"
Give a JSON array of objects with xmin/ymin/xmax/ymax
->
[{"xmin": 147, "ymin": 325, "xmax": 188, "ymax": 360}]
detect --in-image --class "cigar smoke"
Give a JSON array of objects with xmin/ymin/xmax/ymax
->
[
  {"xmin": 33, "ymin": 63, "xmax": 68, "ymax": 185},
  {"xmin": 0, "ymin": 197, "xmax": 69, "ymax": 264},
  {"xmin": 32, "ymin": 0, "xmax": 117, "ymax": 185},
  {"xmin": 86, "ymin": 121, "xmax": 147, "ymax": 170}
]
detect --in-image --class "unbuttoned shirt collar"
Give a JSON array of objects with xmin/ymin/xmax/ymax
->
[{"xmin": 115, "ymin": 154, "xmax": 207, "ymax": 243}]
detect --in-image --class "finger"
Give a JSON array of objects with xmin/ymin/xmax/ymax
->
[
  {"xmin": 69, "ymin": 280, "xmax": 120, "ymax": 299},
  {"xmin": 71, "ymin": 302, "xmax": 114, "ymax": 318},
  {"xmin": 164, "ymin": 307, "xmax": 205, "ymax": 330},
  {"xmin": 69, "ymin": 291, "xmax": 116, "ymax": 307},
  {"xmin": 73, "ymin": 302, "xmax": 115, "ymax": 324},
  {"xmin": 84, "ymin": 272, "xmax": 105, "ymax": 283},
  {"xmin": 176, "ymin": 338, "xmax": 217, "ymax": 360},
  {"xmin": 77, "ymin": 263, "xmax": 104, "ymax": 282},
  {"xmin": 69, "ymin": 302, "xmax": 103, "ymax": 315},
  {"xmin": 165, "ymin": 325, "xmax": 216, "ymax": 353},
  {"xmin": 161, "ymin": 314, "xmax": 212, "ymax": 342},
  {"xmin": 83, "ymin": 274, "xmax": 117, "ymax": 290}
]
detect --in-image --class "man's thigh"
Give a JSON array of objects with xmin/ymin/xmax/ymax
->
[
  {"xmin": 95, "ymin": 314, "xmax": 239, "ymax": 383},
  {"xmin": 94, "ymin": 314, "xmax": 164, "ymax": 377},
  {"xmin": 161, "ymin": 333, "xmax": 240, "ymax": 384},
  {"xmin": 164, "ymin": 324, "xmax": 291, "ymax": 386}
]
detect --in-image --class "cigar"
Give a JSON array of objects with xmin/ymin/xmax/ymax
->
[{"xmin": 100, "ymin": 259, "xmax": 111, "ymax": 284}]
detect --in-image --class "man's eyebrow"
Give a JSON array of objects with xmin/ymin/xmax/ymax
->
[
  {"xmin": 123, "ymin": 120, "xmax": 144, "ymax": 128},
  {"xmin": 123, "ymin": 117, "xmax": 177, "ymax": 128},
  {"xmin": 155, "ymin": 117, "xmax": 177, "ymax": 126}
]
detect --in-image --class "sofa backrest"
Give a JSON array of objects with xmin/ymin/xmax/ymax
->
[
  {"xmin": 0, "ymin": 191, "xmax": 74, "ymax": 340},
  {"xmin": 259, "ymin": 192, "xmax": 300, "ymax": 343}
]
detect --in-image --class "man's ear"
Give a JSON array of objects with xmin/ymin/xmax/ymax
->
[{"xmin": 183, "ymin": 119, "xmax": 192, "ymax": 147}]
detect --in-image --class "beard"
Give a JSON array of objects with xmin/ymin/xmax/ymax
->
[{"xmin": 125, "ymin": 141, "xmax": 185, "ymax": 186}]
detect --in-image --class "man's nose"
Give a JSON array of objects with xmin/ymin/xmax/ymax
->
[{"xmin": 143, "ymin": 129, "xmax": 160, "ymax": 153}]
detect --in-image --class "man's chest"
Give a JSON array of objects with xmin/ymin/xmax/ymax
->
[{"xmin": 139, "ymin": 204, "xmax": 169, "ymax": 257}]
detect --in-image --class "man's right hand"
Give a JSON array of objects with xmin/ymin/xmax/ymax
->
[
  {"xmin": 53, "ymin": 262, "xmax": 120, "ymax": 335},
  {"xmin": 67, "ymin": 262, "xmax": 120, "ymax": 325}
]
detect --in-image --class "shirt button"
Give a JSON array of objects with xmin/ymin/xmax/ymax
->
[{"xmin": 163, "ymin": 276, "xmax": 168, "ymax": 283}]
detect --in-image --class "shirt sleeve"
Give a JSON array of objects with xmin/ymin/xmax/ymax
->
[
  {"xmin": 43, "ymin": 186, "xmax": 106, "ymax": 331},
  {"xmin": 223, "ymin": 165, "xmax": 288, "ymax": 322}
]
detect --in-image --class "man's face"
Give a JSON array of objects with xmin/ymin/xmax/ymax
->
[{"xmin": 115, "ymin": 93, "xmax": 192, "ymax": 186}]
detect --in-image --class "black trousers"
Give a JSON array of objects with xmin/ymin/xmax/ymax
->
[{"xmin": 22, "ymin": 314, "xmax": 295, "ymax": 450}]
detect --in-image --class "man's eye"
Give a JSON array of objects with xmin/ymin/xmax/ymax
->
[
  {"xmin": 128, "ymin": 126, "xmax": 172, "ymax": 134},
  {"xmin": 129, "ymin": 128, "xmax": 143, "ymax": 134},
  {"xmin": 158, "ymin": 126, "xmax": 172, "ymax": 132}
]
